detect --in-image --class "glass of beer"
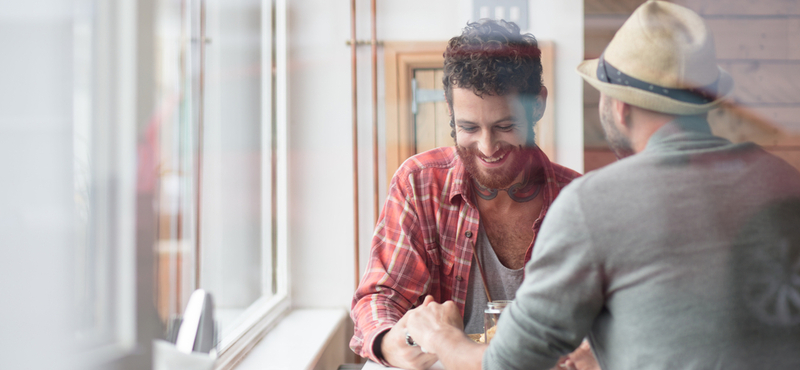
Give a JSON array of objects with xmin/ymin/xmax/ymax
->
[{"xmin": 483, "ymin": 300, "xmax": 512, "ymax": 344}]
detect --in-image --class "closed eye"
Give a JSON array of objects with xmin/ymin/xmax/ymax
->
[{"xmin": 495, "ymin": 124, "xmax": 516, "ymax": 131}]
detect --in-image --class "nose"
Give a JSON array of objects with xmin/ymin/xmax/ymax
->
[{"xmin": 478, "ymin": 130, "xmax": 498, "ymax": 157}]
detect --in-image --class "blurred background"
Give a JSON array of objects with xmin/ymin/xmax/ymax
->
[{"xmin": 0, "ymin": 0, "xmax": 797, "ymax": 369}]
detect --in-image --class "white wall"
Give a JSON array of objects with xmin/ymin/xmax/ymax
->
[
  {"xmin": 527, "ymin": 0, "xmax": 585, "ymax": 171},
  {"xmin": 288, "ymin": 0, "xmax": 584, "ymax": 309}
]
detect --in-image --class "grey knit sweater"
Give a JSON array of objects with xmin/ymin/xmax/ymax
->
[{"xmin": 484, "ymin": 116, "xmax": 800, "ymax": 370}]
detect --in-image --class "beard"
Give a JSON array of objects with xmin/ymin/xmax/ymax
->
[
  {"xmin": 600, "ymin": 98, "xmax": 635, "ymax": 159},
  {"xmin": 456, "ymin": 143, "xmax": 534, "ymax": 189}
]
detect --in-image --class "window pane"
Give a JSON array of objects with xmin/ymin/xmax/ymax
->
[
  {"xmin": 153, "ymin": 0, "xmax": 274, "ymax": 341},
  {"xmin": 154, "ymin": 0, "xmax": 193, "ymax": 325},
  {"xmin": 200, "ymin": 0, "xmax": 269, "ymax": 334}
]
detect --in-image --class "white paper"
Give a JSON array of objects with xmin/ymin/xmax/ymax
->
[
  {"xmin": 153, "ymin": 339, "xmax": 216, "ymax": 370},
  {"xmin": 361, "ymin": 360, "xmax": 445, "ymax": 370}
]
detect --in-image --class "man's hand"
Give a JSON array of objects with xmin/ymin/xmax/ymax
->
[
  {"xmin": 380, "ymin": 297, "xmax": 439, "ymax": 370},
  {"xmin": 554, "ymin": 340, "xmax": 599, "ymax": 370},
  {"xmin": 405, "ymin": 295, "xmax": 464, "ymax": 354},
  {"xmin": 405, "ymin": 296, "xmax": 483, "ymax": 370}
]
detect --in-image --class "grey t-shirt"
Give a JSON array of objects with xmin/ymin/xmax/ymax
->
[{"xmin": 463, "ymin": 225, "xmax": 525, "ymax": 334}]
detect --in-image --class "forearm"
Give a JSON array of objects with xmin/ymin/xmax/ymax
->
[{"xmin": 427, "ymin": 324, "xmax": 485, "ymax": 370}]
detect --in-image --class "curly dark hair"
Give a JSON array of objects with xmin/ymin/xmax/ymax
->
[{"xmin": 443, "ymin": 19, "xmax": 543, "ymax": 143}]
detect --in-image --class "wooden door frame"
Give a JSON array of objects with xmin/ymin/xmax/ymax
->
[
  {"xmin": 384, "ymin": 41, "xmax": 556, "ymax": 188},
  {"xmin": 384, "ymin": 41, "xmax": 448, "ymax": 187}
]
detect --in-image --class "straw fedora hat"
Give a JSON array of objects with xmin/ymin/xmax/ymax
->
[{"xmin": 577, "ymin": 0, "xmax": 734, "ymax": 115}]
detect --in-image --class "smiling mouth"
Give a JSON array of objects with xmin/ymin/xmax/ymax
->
[{"xmin": 481, "ymin": 152, "xmax": 507, "ymax": 163}]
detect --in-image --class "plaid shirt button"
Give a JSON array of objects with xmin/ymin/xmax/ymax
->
[
  {"xmin": 465, "ymin": 231, "xmax": 473, "ymax": 238},
  {"xmin": 456, "ymin": 275, "xmax": 463, "ymax": 281}
]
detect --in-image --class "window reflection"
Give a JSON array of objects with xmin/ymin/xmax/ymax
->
[{"xmin": 153, "ymin": 0, "xmax": 278, "ymax": 347}]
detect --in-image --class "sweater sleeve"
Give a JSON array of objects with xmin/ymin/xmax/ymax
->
[{"xmin": 483, "ymin": 184, "xmax": 605, "ymax": 370}]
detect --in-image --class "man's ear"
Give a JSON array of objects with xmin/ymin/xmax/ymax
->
[
  {"xmin": 531, "ymin": 86, "xmax": 548, "ymax": 123},
  {"xmin": 612, "ymin": 98, "xmax": 632, "ymax": 131}
]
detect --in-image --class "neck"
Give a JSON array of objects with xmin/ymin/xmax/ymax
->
[
  {"xmin": 628, "ymin": 106, "xmax": 676, "ymax": 153},
  {"xmin": 472, "ymin": 170, "xmax": 541, "ymax": 203}
]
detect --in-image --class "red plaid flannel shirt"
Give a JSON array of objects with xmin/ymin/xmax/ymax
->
[{"xmin": 350, "ymin": 146, "xmax": 580, "ymax": 364}]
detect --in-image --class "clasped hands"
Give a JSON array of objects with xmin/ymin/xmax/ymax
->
[
  {"xmin": 381, "ymin": 296, "xmax": 462, "ymax": 370},
  {"xmin": 385, "ymin": 295, "xmax": 599, "ymax": 370}
]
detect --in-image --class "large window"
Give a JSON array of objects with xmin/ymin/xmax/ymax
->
[
  {"xmin": 152, "ymin": 0, "xmax": 289, "ymax": 366},
  {"xmin": 65, "ymin": 0, "xmax": 288, "ymax": 368},
  {"xmin": 72, "ymin": 0, "xmax": 138, "ymax": 367}
]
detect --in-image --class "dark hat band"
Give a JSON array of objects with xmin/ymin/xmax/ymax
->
[{"xmin": 596, "ymin": 54, "xmax": 719, "ymax": 105}]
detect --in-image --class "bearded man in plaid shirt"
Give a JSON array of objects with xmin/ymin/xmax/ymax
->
[{"xmin": 350, "ymin": 20, "xmax": 587, "ymax": 369}]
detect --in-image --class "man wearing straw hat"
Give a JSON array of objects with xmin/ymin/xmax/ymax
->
[{"xmin": 404, "ymin": 1, "xmax": 800, "ymax": 369}]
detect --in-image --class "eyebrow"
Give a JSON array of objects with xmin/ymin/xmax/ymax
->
[{"xmin": 456, "ymin": 116, "xmax": 517, "ymax": 126}]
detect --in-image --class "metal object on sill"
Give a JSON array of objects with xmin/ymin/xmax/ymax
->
[{"xmin": 172, "ymin": 289, "xmax": 217, "ymax": 354}]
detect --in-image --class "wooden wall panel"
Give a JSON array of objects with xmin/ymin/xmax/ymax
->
[
  {"xmin": 586, "ymin": 19, "xmax": 800, "ymax": 62},
  {"xmin": 584, "ymin": 27, "xmax": 616, "ymax": 59},
  {"xmin": 748, "ymin": 106, "xmax": 800, "ymax": 129},
  {"xmin": 709, "ymin": 105, "xmax": 786, "ymax": 144},
  {"xmin": 708, "ymin": 19, "xmax": 800, "ymax": 60},
  {"xmin": 709, "ymin": 105, "xmax": 800, "ymax": 145},
  {"xmin": 583, "ymin": 101, "xmax": 607, "ymax": 149},
  {"xmin": 586, "ymin": 0, "xmax": 800, "ymax": 16},
  {"xmin": 674, "ymin": 0, "xmax": 800, "ymax": 16},
  {"xmin": 587, "ymin": 0, "xmax": 800, "ymax": 17},
  {"xmin": 585, "ymin": 0, "xmax": 646, "ymax": 15},
  {"xmin": 792, "ymin": 19, "xmax": 800, "ymax": 60},
  {"xmin": 723, "ymin": 62, "xmax": 800, "ymax": 104},
  {"xmin": 584, "ymin": 148, "xmax": 617, "ymax": 172},
  {"xmin": 584, "ymin": 83, "xmax": 600, "ymax": 105}
]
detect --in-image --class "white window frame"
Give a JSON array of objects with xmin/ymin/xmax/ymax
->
[
  {"xmin": 71, "ymin": 0, "xmax": 138, "ymax": 367},
  {"xmin": 210, "ymin": 0, "xmax": 291, "ymax": 367}
]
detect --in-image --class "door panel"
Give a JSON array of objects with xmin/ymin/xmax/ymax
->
[{"xmin": 413, "ymin": 68, "xmax": 452, "ymax": 153}]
